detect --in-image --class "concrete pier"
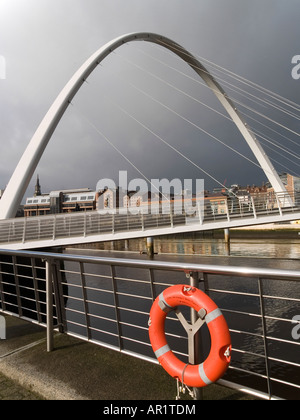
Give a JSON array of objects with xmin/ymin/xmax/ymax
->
[
  {"xmin": 224, "ymin": 228, "xmax": 230, "ymax": 243},
  {"xmin": 224, "ymin": 228, "xmax": 231, "ymax": 255},
  {"xmin": 146, "ymin": 237, "xmax": 154, "ymax": 257}
]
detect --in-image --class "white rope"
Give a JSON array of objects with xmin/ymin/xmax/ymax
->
[
  {"xmin": 69, "ymin": 103, "xmax": 170, "ymax": 201},
  {"xmin": 132, "ymin": 43, "xmax": 300, "ymax": 121},
  {"xmin": 102, "ymin": 93, "xmax": 240, "ymax": 196},
  {"xmin": 117, "ymin": 48, "xmax": 300, "ymax": 165},
  {"xmin": 154, "ymin": 38, "xmax": 300, "ymax": 115}
]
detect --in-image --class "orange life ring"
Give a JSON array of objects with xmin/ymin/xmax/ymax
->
[{"xmin": 148, "ymin": 284, "xmax": 231, "ymax": 388}]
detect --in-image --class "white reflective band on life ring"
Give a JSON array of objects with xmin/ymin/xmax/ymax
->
[
  {"xmin": 155, "ymin": 344, "xmax": 171, "ymax": 358},
  {"xmin": 205, "ymin": 308, "xmax": 222, "ymax": 324},
  {"xmin": 158, "ymin": 292, "xmax": 174, "ymax": 313},
  {"xmin": 198, "ymin": 363, "xmax": 213, "ymax": 385}
]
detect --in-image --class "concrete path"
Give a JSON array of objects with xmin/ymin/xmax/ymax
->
[
  {"xmin": 0, "ymin": 314, "xmax": 256, "ymax": 401},
  {"xmin": 0, "ymin": 372, "xmax": 41, "ymax": 400}
]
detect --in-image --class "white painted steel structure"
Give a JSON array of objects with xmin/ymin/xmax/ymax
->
[
  {"xmin": 0, "ymin": 190, "xmax": 299, "ymax": 250},
  {"xmin": 0, "ymin": 32, "xmax": 288, "ymax": 220}
]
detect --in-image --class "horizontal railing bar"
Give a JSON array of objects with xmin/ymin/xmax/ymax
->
[
  {"xmin": 1, "ymin": 248, "xmax": 300, "ymax": 281},
  {"xmin": 119, "ymin": 320, "xmax": 150, "ymax": 332},
  {"xmin": 268, "ymin": 356, "xmax": 300, "ymax": 368},
  {"xmin": 85, "ymin": 300, "xmax": 115, "ymax": 310},
  {"xmin": 266, "ymin": 335, "xmax": 300, "ymax": 347},
  {"xmin": 60, "ymin": 282, "xmax": 82, "ymax": 289},
  {"xmin": 120, "ymin": 335, "xmax": 188, "ymax": 359},
  {"xmin": 113, "ymin": 276, "xmax": 152, "ymax": 285},
  {"xmin": 220, "ymin": 308, "xmax": 261, "ymax": 318},
  {"xmin": 68, "ymin": 322, "xmax": 119, "ymax": 338},
  {"xmin": 231, "ymin": 347, "xmax": 266, "ymax": 358},
  {"xmin": 262, "ymin": 295, "xmax": 300, "ymax": 303},
  {"xmin": 228, "ymin": 365, "xmax": 268, "ymax": 380},
  {"xmin": 0, "ymin": 310, "xmax": 47, "ymax": 327},
  {"xmin": 229, "ymin": 329, "xmax": 266, "ymax": 340},
  {"xmin": 217, "ymin": 379, "xmax": 283, "ymax": 401},
  {"xmin": 115, "ymin": 306, "xmax": 151, "ymax": 317},
  {"xmin": 207, "ymin": 288, "xmax": 260, "ymax": 297},
  {"xmin": 80, "ymin": 273, "xmax": 111, "ymax": 280},
  {"xmin": 83, "ymin": 288, "xmax": 113, "ymax": 295},
  {"xmin": 270, "ymin": 376, "xmax": 300, "ymax": 389},
  {"xmin": 223, "ymin": 308, "xmax": 298, "ymax": 325},
  {"xmin": 87, "ymin": 313, "xmax": 118, "ymax": 324},
  {"xmin": 115, "ymin": 291, "xmax": 153, "ymax": 300}
]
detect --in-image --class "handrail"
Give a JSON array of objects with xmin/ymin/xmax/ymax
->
[{"xmin": 0, "ymin": 248, "xmax": 300, "ymax": 281}]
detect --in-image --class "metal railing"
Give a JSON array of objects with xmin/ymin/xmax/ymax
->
[
  {"xmin": 0, "ymin": 191, "xmax": 300, "ymax": 247},
  {"xmin": 0, "ymin": 248, "xmax": 299, "ymax": 400}
]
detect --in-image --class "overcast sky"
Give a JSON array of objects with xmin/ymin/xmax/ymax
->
[{"xmin": 0, "ymin": 0, "xmax": 299, "ymax": 200}]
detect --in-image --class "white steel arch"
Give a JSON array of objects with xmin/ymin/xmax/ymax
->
[{"xmin": 0, "ymin": 32, "xmax": 287, "ymax": 219}]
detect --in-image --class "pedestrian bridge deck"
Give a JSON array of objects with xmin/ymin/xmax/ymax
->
[{"xmin": 0, "ymin": 191, "xmax": 300, "ymax": 250}]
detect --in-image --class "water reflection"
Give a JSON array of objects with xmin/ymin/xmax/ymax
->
[{"xmin": 73, "ymin": 235, "xmax": 300, "ymax": 260}]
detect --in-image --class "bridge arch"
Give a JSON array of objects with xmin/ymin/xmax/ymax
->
[{"xmin": 0, "ymin": 32, "xmax": 287, "ymax": 219}]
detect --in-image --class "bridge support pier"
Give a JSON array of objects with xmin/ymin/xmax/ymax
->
[
  {"xmin": 224, "ymin": 228, "xmax": 230, "ymax": 243},
  {"xmin": 224, "ymin": 228, "xmax": 230, "ymax": 255},
  {"xmin": 146, "ymin": 237, "xmax": 154, "ymax": 258}
]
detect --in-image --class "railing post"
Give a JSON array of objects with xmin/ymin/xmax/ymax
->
[
  {"xmin": 46, "ymin": 260, "xmax": 54, "ymax": 352},
  {"xmin": 225, "ymin": 200, "xmax": 230, "ymax": 222},
  {"xmin": 189, "ymin": 271, "xmax": 204, "ymax": 400},
  {"xmin": 275, "ymin": 193, "xmax": 283, "ymax": 217},
  {"xmin": 52, "ymin": 215, "xmax": 57, "ymax": 240},
  {"xmin": 112, "ymin": 213, "xmax": 115, "ymax": 234},
  {"xmin": 22, "ymin": 217, "xmax": 27, "ymax": 243},
  {"xmin": 251, "ymin": 196, "xmax": 257, "ymax": 219},
  {"xmin": 141, "ymin": 211, "xmax": 145, "ymax": 231},
  {"xmin": 110, "ymin": 265, "xmax": 122, "ymax": 350},
  {"xmin": 84, "ymin": 211, "xmax": 87, "ymax": 237},
  {"xmin": 258, "ymin": 277, "xmax": 272, "ymax": 399},
  {"xmin": 198, "ymin": 201, "xmax": 203, "ymax": 225}
]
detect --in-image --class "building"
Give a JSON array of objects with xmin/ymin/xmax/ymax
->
[
  {"xmin": 24, "ymin": 189, "xmax": 98, "ymax": 217},
  {"xmin": 205, "ymin": 194, "xmax": 228, "ymax": 216},
  {"xmin": 24, "ymin": 177, "xmax": 97, "ymax": 217}
]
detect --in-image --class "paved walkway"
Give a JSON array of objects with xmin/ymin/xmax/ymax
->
[
  {"xmin": 0, "ymin": 372, "xmax": 41, "ymax": 400},
  {"xmin": 0, "ymin": 314, "xmax": 257, "ymax": 400}
]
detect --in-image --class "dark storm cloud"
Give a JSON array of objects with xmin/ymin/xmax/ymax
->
[{"xmin": 0, "ymin": 0, "xmax": 299, "ymax": 200}]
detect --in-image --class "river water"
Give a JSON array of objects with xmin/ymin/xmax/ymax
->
[
  {"xmin": 69, "ymin": 235, "xmax": 300, "ymax": 269},
  {"xmin": 64, "ymin": 235, "xmax": 300, "ymax": 400}
]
